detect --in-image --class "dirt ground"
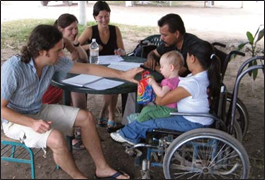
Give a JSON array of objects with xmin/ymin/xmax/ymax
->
[{"xmin": 1, "ymin": 1, "xmax": 265, "ymax": 180}]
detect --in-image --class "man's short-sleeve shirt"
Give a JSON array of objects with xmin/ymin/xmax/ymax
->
[{"xmin": 1, "ymin": 56, "xmax": 73, "ymax": 115}]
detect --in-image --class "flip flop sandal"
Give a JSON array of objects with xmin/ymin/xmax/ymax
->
[
  {"xmin": 107, "ymin": 120, "xmax": 117, "ymax": 128},
  {"xmin": 97, "ymin": 118, "xmax": 108, "ymax": 128},
  {"xmin": 94, "ymin": 170, "xmax": 131, "ymax": 180},
  {"xmin": 72, "ymin": 140, "xmax": 85, "ymax": 150}
]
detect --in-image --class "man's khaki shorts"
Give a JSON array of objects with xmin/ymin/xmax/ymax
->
[{"xmin": 2, "ymin": 104, "xmax": 79, "ymax": 148}]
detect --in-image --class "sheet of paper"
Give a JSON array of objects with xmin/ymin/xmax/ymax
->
[
  {"xmin": 62, "ymin": 74, "xmax": 102, "ymax": 87},
  {"xmin": 84, "ymin": 78, "xmax": 124, "ymax": 90},
  {"xmin": 108, "ymin": 61, "xmax": 143, "ymax": 71},
  {"xmin": 98, "ymin": 55, "xmax": 124, "ymax": 65}
]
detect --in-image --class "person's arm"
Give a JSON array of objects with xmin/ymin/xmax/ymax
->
[
  {"xmin": 70, "ymin": 62, "xmax": 144, "ymax": 84},
  {"xmin": 148, "ymin": 77, "xmax": 171, "ymax": 97},
  {"xmin": 78, "ymin": 26, "xmax": 103, "ymax": 53},
  {"xmin": 78, "ymin": 27, "xmax": 92, "ymax": 52},
  {"xmin": 72, "ymin": 34, "xmax": 88, "ymax": 63},
  {"xmin": 114, "ymin": 26, "xmax": 126, "ymax": 56},
  {"xmin": 1, "ymin": 98, "xmax": 52, "ymax": 134},
  {"xmin": 65, "ymin": 38, "xmax": 88, "ymax": 63},
  {"xmin": 143, "ymin": 50, "xmax": 160, "ymax": 70},
  {"xmin": 155, "ymin": 86, "xmax": 191, "ymax": 106}
]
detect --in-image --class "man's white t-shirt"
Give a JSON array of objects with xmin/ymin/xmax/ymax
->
[{"xmin": 177, "ymin": 71, "xmax": 213, "ymax": 125}]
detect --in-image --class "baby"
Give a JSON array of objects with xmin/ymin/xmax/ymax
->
[{"xmin": 136, "ymin": 50, "xmax": 184, "ymax": 122}]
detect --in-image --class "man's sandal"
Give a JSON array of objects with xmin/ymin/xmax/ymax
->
[
  {"xmin": 94, "ymin": 170, "xmax": 131, "ymax": 180},
  {"xmin": 72, "ymin": 140, "xmax": 85, "ymax": 150},
  {"xmin": 97, "ymin": 118, "xmax": 108, "ymax": 128}
]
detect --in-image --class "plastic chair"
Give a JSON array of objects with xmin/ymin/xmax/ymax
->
[
  {"xmin": 143, "ymin": 34, "xmax": 161, "ymax": 47},
  {"xmin": 128, "ymin": 34, "xmax": 161, "ymax": 58}
]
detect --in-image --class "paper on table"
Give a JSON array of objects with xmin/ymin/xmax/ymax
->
[
  {"xmin": 84, "ymin": 78, "xmax": 124, "ymax": 90},
  {"xmin": 108, "ymin": 61, "xmax": 143, "ymax": 71},
  {"xmin": 98, "ymin": 55, "xmax": 124, "ymax": 65},
  {"xmin": 62, "ymin": 74, "xmax": 102, "ymax": 87}
]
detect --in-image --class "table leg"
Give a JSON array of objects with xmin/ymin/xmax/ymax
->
[
  {"xmin": 121, "ymin": 93, "xmax": 128, "ymax": 116},
  {"xmin": 63, "ymin": 90, "xmax": 71, "ymax": 106},
  {"xmin": 63, "ymin": 90, "xmax": 73, "ymax": 153}
]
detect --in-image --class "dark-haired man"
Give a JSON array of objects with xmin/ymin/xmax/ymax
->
[
  {"xmin": 1, "ymin": 24, "xmax": 142, "ymax": 179},
  {"xmin": 122, "ymin": 13, "xmax": 202, "ymax": 125}
]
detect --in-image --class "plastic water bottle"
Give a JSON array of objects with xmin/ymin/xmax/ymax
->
[{"xmin": 89, "ymin": 38, "xmax": 99, "ymax": 64}]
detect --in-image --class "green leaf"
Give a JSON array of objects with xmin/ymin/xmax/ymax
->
[
  {"xmin": 254, "ymin": 26, "xmax": 260, "ymax": 37},
  {"xmin": 255, "ymin": 29, "xmax": 264, "ymax": 43},
  {"xmin": 248, "ymin": 62, "xmax": 253, "ymax": 77},
  {"xmin": 246, "ymin": 31, "xmax": 254, "ymax": 44},
  {"xmin": 252, "ymin": 69, "xmax": 258, "ymax": 80},
  {"xmin": 237, "ymin": 42, "xmax": 249, "ymax": 50}
]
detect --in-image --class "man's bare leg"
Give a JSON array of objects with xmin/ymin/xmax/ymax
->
[
  {"xmin": 47, "ymin": 130, "xmax": 87, "ymax": 179},
  {"xmin": 74, "ymin": 109, "xmax": 130, "ymax": 179}
]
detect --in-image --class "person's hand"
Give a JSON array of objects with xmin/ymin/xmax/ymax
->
[
  {"xmin": 143, "ymin": 57, "xmax": 160, "ymax": 70},
  {"xmin": 32, "ymin": 120, "xmax": 52, "ymax": 134},
  {"xmin": 114, "ymin": 48, "xmax": 126, "ymax": 56},
  {"xmin": 147, "ymin": 77, "xmax": 156, "ymax": 86},
  {"xmin": 73, "ymin": 33, "xmax": 79, "ymax": 45},
  {"xmin": 123, "ymin": 67, "xmax": 144, "ymax": 84}
]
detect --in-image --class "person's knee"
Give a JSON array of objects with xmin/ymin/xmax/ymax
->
[
  {"xmin": 76, "ymin": 110, "xmax": 94, "ymax": 127},
  {"xmin": 47, "ymin": 130, "xmax": 66, "ymax": 150}
]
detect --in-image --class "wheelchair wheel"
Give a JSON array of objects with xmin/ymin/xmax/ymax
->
[
  {"xmin": 226, "ymin": 92, "xmax": 249, "ymax": 139},
  {"xmin": 163, "ymin": 128, "xmax": 250, "ymax": 179}
]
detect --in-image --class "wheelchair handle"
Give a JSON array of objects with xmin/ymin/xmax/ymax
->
[
  {"xmin": 228, "ymin": 50, "xmax": 245, "ymax": 57},
  {"xmin": 236, "ymin": 55, "xmax": 264, "ymax": 77},
  {"xmin": 229, "ymin": 62, "xmax": 264, "ymax": 134},
  {"xmin": 212, "ymin": 42, "xmax": 226, "ymax": 48}
]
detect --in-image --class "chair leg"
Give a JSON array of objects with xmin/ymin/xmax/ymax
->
[{"xmin": 28, "ymin": 146, "xmax": 35, "ymax": 179}]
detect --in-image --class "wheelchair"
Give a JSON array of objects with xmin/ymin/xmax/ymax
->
[
  {"xmin": 121, "ymin": 55, "xmax": 264, "ymax": 179},
  {"xmin": 129, "ymin": 34, "xmax": 249, "ymax": 140}
]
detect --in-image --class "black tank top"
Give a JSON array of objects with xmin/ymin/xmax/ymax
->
[{"xmin": 90, "ymin": 25, "xmax": 118, "ymax": 55}]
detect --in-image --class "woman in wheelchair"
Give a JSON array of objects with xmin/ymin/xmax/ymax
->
[{"xmin": 111, "ymin": 40, "xmax": 221, "ymax": 145}]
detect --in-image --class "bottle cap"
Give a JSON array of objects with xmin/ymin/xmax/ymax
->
[{"xmin": 92, "ymin": 38, "xmax": 96, "ymax": 42}]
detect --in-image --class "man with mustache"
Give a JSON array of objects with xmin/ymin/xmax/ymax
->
[
  {"xmin": 122, "ymin": 13, "xmax": 202, "ymax": 125},
  {"xmin": 144, "ymin": 13, "xmax": 201, "ymax": 77}
]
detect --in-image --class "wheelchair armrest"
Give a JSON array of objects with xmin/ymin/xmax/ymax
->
[
  {"xmin": 170, "ymin": 112, "xmax": 226, "ymax": 131},
  {"xmin": 170, "ymin": 112, "xmax": 220, "ymax": 121}
]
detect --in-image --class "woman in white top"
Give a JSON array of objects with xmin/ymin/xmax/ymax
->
[{"xmin": 110, "ymin": 40, "xmax": 221, "ymax": 145}]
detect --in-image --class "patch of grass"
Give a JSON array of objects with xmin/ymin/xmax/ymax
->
[
  {"xmin": 1, "ymin": 19, "xmax": 52, "ymax": 49},
  {"xmin": 1, "ymin": 19, "xmax": 158, "ymax": 50}
]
